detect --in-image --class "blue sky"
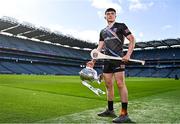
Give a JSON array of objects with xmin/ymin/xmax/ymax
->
[{"xmin": 0, "ymin": 0, "xmax": 179, "ymax": 43}]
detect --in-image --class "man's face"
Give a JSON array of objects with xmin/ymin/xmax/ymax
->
[{"xmin": 105, "ymin": 11, "xmax": 116, "ymax": 22}]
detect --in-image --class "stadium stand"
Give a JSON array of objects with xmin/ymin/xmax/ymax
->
[{"xmin": 0, "ymin": 16, "xmax": 180, "ymax": 78}]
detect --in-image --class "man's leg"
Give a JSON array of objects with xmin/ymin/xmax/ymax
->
[
  {"xmin": 104, "ymin": 73, "xmax": 114, "ymax": 102},
  {"xmin": 97, "ymin": 73, "xmax": 116, "ymax": 117},
  {"xmin": 114, "ymin": 71, "xmax": 128, "ymax": 115},
  {"xmin": 112, "ymin": 71, "xmax": 132, "ymax": 123}
]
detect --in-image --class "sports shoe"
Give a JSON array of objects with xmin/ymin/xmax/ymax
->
[
  {"xmin": 112, "ymin": 114, "xmax": 133, "ymax": 123},
  {"xmin": 97, "ymin": 109, "xmax": 117, "ymax": 117}
]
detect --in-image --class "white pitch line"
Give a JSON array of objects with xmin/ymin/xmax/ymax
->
[
  {"xmin": 38, "ymin": 90, "xmax": 180, "ymax": 123},
  {"xmin": 38, "ymin": 104, "xmax": 120, "ymax": 123}
]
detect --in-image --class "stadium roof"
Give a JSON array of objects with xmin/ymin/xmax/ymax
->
[
  {"xmin": 124, "ymin": 38, "xmax": 180, "ymax": 50},
  {"xmin": 0, "ymin": 16, "xmax": 97, "ymax": 49},
  {"xmin": 0, "ymin": 16, "xmax": 180, "ymax": 50}
]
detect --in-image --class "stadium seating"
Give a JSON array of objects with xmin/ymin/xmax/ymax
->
[
  {"xmin": 0, "ymin": 34, "xmax": 90, "ymax": 59},
  {"xmin": 0, "ymin": 61, "xmax": 81, "ymax": 75},
  {"xmin": 131, "ymin": 48, "xmax": 180, "ymax": 60},
  {"xmin": 0, "ymin": 33, "xmax": 179, "ymax": 78},
  {"xmin": 0, "ymin": 33, "xmax": 89, "ymax": 75}
]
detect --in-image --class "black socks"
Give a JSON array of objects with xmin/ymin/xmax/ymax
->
[{"xmin": 108, "ymin": 101, "xmax": 114, "ymax": 111}]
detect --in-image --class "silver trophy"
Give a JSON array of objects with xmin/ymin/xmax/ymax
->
[
  {"xmin": 79, "ymin": 68, "xmax": 95, "ymax": 81},
  {"xmin": 79, "ymin": 68, "xmax": 105, "ymax": 96}
]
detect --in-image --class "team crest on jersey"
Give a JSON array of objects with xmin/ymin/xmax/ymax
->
[{"xmin": 112, "ymin": 28, "xmax": 117, "ymax": 33}]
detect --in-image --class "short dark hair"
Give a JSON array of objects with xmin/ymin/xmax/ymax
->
[{"xmin": 105, "ymin": 8, "xmax": 116, "ymax": 14}]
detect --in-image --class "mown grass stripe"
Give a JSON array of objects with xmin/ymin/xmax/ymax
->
[
  {"xmin": 0, "ymin": 84, "xmax": 106, "ymax": 101},
  {"xmin": 40, "ymin": 90, "xmax": 180, "ymax": 123}
]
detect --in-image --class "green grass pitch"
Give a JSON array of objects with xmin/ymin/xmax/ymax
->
[{"xmin": 0, "ymin": 74, "xmax": 180, "ymax": 123}]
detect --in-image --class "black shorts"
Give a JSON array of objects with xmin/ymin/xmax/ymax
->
[{"xmin": 103, "ymin": 60, "xmax": 125, "ymax": 73}]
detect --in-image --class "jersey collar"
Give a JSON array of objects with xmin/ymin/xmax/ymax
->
[{"xmin": 107, "ymin": 21, "xmax": 116, "ymax": 29}]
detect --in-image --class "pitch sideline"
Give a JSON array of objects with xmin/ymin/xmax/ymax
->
[{"xmin": 39, "ymin": 90, "xmax": 180, "ymax": 123}]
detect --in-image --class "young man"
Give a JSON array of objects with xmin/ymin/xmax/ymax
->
[{"xmin": 89, "ymin": 8, "xmax": 135, "ymax": 123}]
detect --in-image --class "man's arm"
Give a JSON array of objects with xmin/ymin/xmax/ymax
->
[
  {"xmin": 87, "ymin": 41, "xmax": 104, "ymax": 67},
  {"xmin": 93, "ymin": 41, "xmax": 104, "ymax": 62},
  {"xmin": 122, "ymin": 34, "xmax": 135, "ymax": 61},
  {"xmin": 97, "ymin": 41, "xmax": 104, "ymax": 51}
]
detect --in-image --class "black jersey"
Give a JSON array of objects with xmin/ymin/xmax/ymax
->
[{"xmin": 99, "ymin": 22, "xmax": 131, "ymax": 57}]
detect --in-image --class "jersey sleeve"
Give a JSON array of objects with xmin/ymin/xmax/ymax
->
[
  {"xmin": 122, "ymin": 23, "xmax": 132, "ymax": 37},
  {"xmin": 99, "ymin": 30, "xmax": 104, "ymax": 41}
]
